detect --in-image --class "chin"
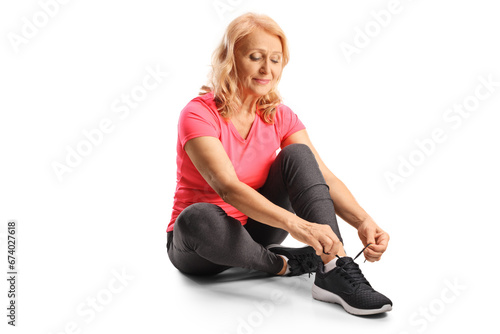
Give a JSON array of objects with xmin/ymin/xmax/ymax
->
[{"xmin": 251, "ymin": 88, "xmax": 272, "ymax": 97}]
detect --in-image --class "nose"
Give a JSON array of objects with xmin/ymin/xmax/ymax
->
[{"xmin": 260, "ymin": 58, "xmax": 271, "ymax": 74}]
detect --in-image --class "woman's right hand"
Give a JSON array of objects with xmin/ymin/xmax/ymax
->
[{"xmin": 287, "ymin": 219, "xmax": 342, "ymax": 256}]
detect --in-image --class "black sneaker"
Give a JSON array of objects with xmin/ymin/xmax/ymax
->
[
  {"xmin": 312, "ymin": 252, "xmax": 392, "ymax": 315},
  {"xmin": 267, "ymin": 244, "xmax": 321, "ymax": 276}
]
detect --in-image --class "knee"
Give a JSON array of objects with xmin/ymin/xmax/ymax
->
[
  {"xmin": 280, "ymin": 143, "xmax": 314, "ymax": 160},
  {"xmin": 174, "ymin": 203, "xmax": 225, "ymax": 236}
]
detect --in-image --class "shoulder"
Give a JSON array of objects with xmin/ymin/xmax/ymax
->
[
  {"xmin": 178, "ymin": 91, "xmax": 223, "ymax": 133},
  {"xmin": 178, "ymin": 92, "xmax": 222, "ymax": 145},
  {"xmin": 272, "ymin": 101, "xmax": 305, "ymax": 140},
  {"xmin": 273, "ymin": 102, "xmax": 298, "ymax": 123},
  {"xmin": 179, "ymin": 92, "xmax": 222, "ymax": 130},
  {"xmin": 181, "ymin": 92, "xmax": 218, "ymax": 117}
]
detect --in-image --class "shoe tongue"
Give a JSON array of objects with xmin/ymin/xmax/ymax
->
[{"xmin": 336, "ymin": 256, "xmax": 354, "ymax": 267}]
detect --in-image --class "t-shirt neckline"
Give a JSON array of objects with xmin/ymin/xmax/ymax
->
[{"xmin": 228, "ymin": 115, "xmax": 257, "ymax": 143}]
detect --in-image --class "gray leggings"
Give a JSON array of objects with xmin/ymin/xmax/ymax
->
[{"xmin": 166, "ymin": 144, "xmax": 343, "ymax": 275}]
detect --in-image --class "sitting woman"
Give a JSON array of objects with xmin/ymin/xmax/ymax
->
[{"xmin": 166, "ymin": 12, "xmax": 392, "ymax": 316}]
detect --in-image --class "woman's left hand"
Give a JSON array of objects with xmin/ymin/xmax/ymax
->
[{"xmin": 357, "ymin": 218, "xmax": 390, "ymax": 262}]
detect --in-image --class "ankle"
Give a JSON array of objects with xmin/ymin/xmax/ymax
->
[
  {"xmin": 320, "ymin": 247, "xmax": 347, "ymax": 264},
  {"xmin": 276, "ymin": 256, "xmax": 287, "ymax": 276},
  {"xmin": 323, "ymin": 257, "xmax": 339, "ymax": 273}
]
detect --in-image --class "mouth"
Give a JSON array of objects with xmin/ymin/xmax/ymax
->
[{"xmin": 253, "ymin": 78, "xmax": 271, "ymax": 85}]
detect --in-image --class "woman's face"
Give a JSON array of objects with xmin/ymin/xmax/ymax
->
[{"xmin": 235, "ymin": 29, "xmax": 283, "ymax": 100}]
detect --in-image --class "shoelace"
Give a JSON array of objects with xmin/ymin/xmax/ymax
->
[
  {"xmin": 334, "ymin": 243, "xmax": 372, "ymax": 287},
  {"xmin": 353, "ymin": 243, "xmax": 371, "ymax": 263}
]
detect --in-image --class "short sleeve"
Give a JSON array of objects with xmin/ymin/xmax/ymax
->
[
  {"xmin": 178, "ymin": 100, "xmax": 220, "ymax": 149},
  {"xmin": 275, "ymin": 104, "xmax": 306, "ymax": 142}
]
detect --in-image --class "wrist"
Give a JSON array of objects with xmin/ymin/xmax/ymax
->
[
  {"xmin": 280, "ymin": 210, "xmax": 299, "ymax": 232},
  {"xmin": 283, "ymin": 213, "xmax": 309, "ymax": 233},
  {"xmin": 354, "ymin": 216, "xmax": 375, "ymax": 230}
]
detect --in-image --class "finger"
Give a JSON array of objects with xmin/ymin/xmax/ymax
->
[
  {"xmin": 363, "ymin": 231, "xmax": 376, "ymax": 248},
  {"xmin": 364, "ymin": 254, "xmax": 378, "ymax": 262},
  {"xmin": 309, "ymin": 239, "xmax": 325, "ymax": 256},
  {"xmin": 363, "ymin": 235, "xmax": 376, "ymax": 258},
  {"xmin": 376, "ymin": 232, "xmax": 390, "ymax": 248},
  {"xmin": 364, "ymin": 250, "xmax": 382, "ymax": 262},
  {"xmin": 367, "ymin": 243, "xmax": 386, "ymax": 253},
  {"xmin": 320, "ymin": 236, "xmax": 334, "ymax": 255},
  {"xmin": 363, "ymin": 245, "xmax": 384, "ymax": 261},
  {"xmin": 370, "ymin": 231, "xmax": 388, "ymax": 247},
  {"xmin": 366, "ymin": 244, "xmax": 385, "ymax": 256},
  {"xmin": 365, "ymin": 251, "xmax": 382, "ymax": 262},
  {"xmin": 369, "ymin": 236, "xmax": 389, "ymax": 256},
  {"xmin": 315, "ymin": 225, "xmax": 337, "ymax": 255},
  {"xmin": 331, "ymin": 242, "xmax": 342, "ymax": 257}
]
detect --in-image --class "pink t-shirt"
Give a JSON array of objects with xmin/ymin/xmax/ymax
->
[{"xmin": 167, "ymin": 92, "xmax": 305, "ymax": 232}]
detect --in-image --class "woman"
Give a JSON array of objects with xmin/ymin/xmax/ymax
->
[{"xmin": 166, "ymin": 12, "xmax": 392, "ymax": 315}]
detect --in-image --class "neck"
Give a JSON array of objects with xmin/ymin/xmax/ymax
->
[{"xmin": 237, "ymin": 94, "xmax": 259, "ymax": 116}]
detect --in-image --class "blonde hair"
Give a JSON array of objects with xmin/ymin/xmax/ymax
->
[{"xmin": 200, "ymin": 13, "xmax": 290, "ymax": 123}]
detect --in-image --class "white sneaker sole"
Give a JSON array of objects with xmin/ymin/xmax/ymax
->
[{"xmin": 312, "ymin": 284, "xmax": 392, "ymax": 315}]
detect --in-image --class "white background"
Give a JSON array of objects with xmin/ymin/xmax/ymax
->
[{"xmin": 1, "ymin": 0, "xmax": 499, "ymax": 333}]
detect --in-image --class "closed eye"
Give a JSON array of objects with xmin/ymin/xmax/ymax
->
[
  {"xmin": 250, "ymin": 53, "xmax": 281, "ymax": 64},
  {"xmin": 250, "ymin": 57, "xmax": 280, "ymax": 64}
]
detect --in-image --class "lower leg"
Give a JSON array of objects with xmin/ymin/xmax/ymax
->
[{"xmin": 265, "ymin": 144, "xmax": 346, "ymax": 260}]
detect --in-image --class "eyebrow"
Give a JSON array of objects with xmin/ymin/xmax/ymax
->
[{"xmin": 247, "ymin": 48, "xmax": 283, "ymax": 55}]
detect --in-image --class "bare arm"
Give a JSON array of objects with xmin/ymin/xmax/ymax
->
[
  {"xmin": 184, "ymin": 136, "xmax": 342, "ymax": 256},
  {"xmin": 281, "ymin": 129, "xmax": 390, "ymax": 261}
]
